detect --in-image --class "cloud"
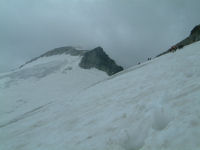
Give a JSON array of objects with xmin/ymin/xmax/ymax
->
[{"xmin": 0, "ymin": 0, "xmax": 199, "ymax": 72}]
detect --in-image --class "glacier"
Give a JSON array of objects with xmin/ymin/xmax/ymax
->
[{"xmin": 1, "ymin": 42, "xmax": 200, "ymax": 150}]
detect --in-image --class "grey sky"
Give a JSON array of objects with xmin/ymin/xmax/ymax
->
[{"xmin": 0, "ymin": 0, "xmax": 200, "ymax": 72}]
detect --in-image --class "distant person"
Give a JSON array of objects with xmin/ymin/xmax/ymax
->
[{"xmin": 169, "ymin": 45, "xmax": 177, "ymax": 52}]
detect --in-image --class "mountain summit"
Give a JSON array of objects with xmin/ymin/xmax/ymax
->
[
  {"xmin": 79, "ymin": 47, "xmax": 123, "ymax": 76},
  {"xmin": 20, "ymin": 46, "xmax": 123, "ymax": 76}
]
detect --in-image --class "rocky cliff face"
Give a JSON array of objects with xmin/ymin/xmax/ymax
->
[
  {"xmin": 79, "ymin": 47, "xmax": 123, "ymax": 76},
  {"xmin": 20, "ymin": 46, "xmax": 123, "ymax": 76},
  {"xmin": 157, "ymin": 24, "xmax": 200, "ymax": 57}
]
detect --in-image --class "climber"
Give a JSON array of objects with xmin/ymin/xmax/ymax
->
[{"xmin": 169, "ymin": 45, "xmax": 177, "ymax": 52}]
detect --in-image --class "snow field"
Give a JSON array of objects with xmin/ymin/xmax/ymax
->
[{"xmin": 1, "ymin": 42, "xmax": 200, "ymax": 150}]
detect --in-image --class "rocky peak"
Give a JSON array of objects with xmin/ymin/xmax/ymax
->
[
  {"xmin": 79, "ymin": 47, "xmax": 123, "ymax": 76},
  {"xmin": 19, "ymin": 46, "xmax": 123, "ymax": 76},
  {"xmin": 190, "ymin": 24, "xmax": 200, "ymax": 36}
]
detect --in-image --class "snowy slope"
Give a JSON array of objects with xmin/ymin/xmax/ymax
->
[
  {"xmin": 0, "ymin": 53, "xmax": 108, "ymax": 149},
  {"xmin": 1, "ymin": 42, "xmax": 200, "ymax": 150}
]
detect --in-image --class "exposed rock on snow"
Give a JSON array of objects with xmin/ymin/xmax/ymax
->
[
  {"xmin": 157, "ymin": 24, "xmax": 200, "ymax": 57},
  {"xmin": 19, "ymin": 46, "xmax": 123, "ymax": 76},
  {"xmin": 79, "ymin": 47, "xmax": 123, "ymax": 75}
]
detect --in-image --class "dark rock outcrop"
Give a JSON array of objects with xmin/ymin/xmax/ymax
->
[
  {"xmin": 79, "ymin": 47, "xmax": 123, "ymax": 76},
  {"xmin": 157, "ymin": 24, "xmax": 200, "ymax": 57}
]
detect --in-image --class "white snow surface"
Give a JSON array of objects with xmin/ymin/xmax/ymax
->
[{"xmin": 1, "ymin": 42, "xmax": 200, "ymax": 150}]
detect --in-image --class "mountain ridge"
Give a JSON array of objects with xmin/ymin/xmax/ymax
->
[
  {"xmin": 157, "ymin": 24, "xmax": 200, "ymax": 57},
  {"xmin": 19, "ymin": 46, "xmax": 88, "ymax": 69},
  {"xmin": 19, "ymin": 46, "xmax": 123, "ymax": 76}
]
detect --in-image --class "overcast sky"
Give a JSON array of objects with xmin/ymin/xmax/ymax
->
[{"xmin": 0, "ymin": 0, "xmax": 199, "ymax": 72}]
